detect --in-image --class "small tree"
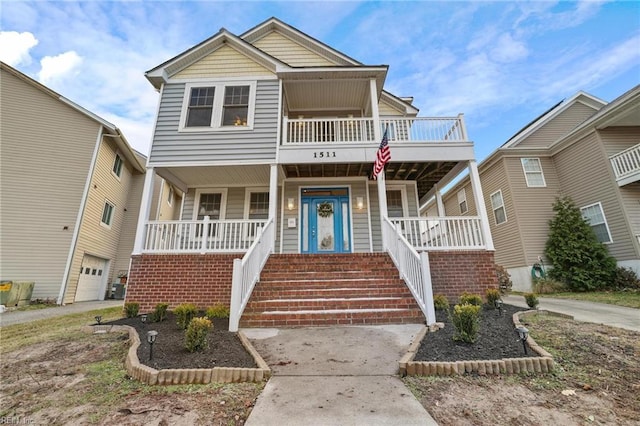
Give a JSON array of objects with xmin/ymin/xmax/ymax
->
[{"xmin": 544, "ymin": 196, "xmax": 616, "ymax": 291}]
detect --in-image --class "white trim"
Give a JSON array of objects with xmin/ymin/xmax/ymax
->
[
  {"xmin": 193, "ymin": 188, "xmax": 228, "ymax": 220},
  {"xmin": 521, "ymin": 157, "xmax": 547, "ymax": 187},
  {"xmin": 457, "ymin": 188, "xmax": 468, "ymax": 214},
  {"xmin": 148, "ymin": 159, "xmax": 272, "ymax": 168},
  {"xmin": 58, "ymin": 125, "xmax": 104, "ymax": 305},
  {"xmin": 100, "ymin": 199, "xmax": 115, "ymax": 229},
  {"xmin": 490, "ymin": 189, "xmax": 507, "ymax": 225},
  {"xmin": 178, "ymin": 81, "xmax": 257, "ymax": 132},
  {"xmin": 580, "ymin": 201, "xmax": 613, "ymax": 244},
  {"xmin": 366, "ymin": 181, "xmax": 373, "ymax": 252},
  {"xmin": 169, "ymin": 75, "xmax": 277, "ymax": 83}
]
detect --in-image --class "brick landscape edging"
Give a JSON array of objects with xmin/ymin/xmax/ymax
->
[
  {"xmin": 83, "ymin": 325, "xmax": 271, "ymax": 385},
  {"xmin": 399, "ymin": 310, "xmax": 566, "ymax": 376}
]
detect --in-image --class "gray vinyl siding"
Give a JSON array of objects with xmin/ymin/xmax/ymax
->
[
  {"xmin": 619, "ymin": 183, "xmax": 640, "ymax": 256},
  {"xmin": 0, "ymin": 68, "xmax": 96, "ymax": 300},
  {"xmin": 600, "ymin": 127, "xmax": 640, "ymax": 157},
  {"xmin": 149, "ymin": 80, "xmax": 279, "ymax": 164},
  {"xmin": 516, "ymin": 102, "xmax": 599, "ymax": 148},
  {"xmin": 443, "ymin": 183, "xmax": 478, "ymax": 216},
  {"xmin": 113, "ymin": 168, "xmax": 146, "ymax": 278},
  {"xmin": 554, "ymin": 132, "xmax": 637, "ymax": 260}
]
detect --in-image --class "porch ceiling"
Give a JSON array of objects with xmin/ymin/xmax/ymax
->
[
  {"xmin": 157, "ymin": 164, "xmax": 277, "ymax": 188},
  {"xmin": 282, "ymin": 161, "xmax": 458, "ymax": 199}
]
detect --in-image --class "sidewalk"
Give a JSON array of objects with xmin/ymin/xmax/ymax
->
[
  {"xmin": 503, "ymin": 295, "xmax": 639, "ymax": 332},
  {"xmin": 243, "ymin": 325, "xmax": 438, "ymax": 426},
  {"xmin": 0, "ymin": 300, "xmax": 123, "ymax": 327}
]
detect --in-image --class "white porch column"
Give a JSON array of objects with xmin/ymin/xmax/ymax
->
[
  {"xmin": 369, "ymin": 78, "xmax": 389, "ymax": 249},
  {"xmin": 468, "ymin": 160, "xmax": 494, "ymax": 250},
  {"xmin": 434, "ymin": 184, "xmax": 445, "ymax": 216},
  {"xmin": 268, "ymin": 164, "xmax": 278, "ymax": 251},
  {"xmin": 133, "ymin": 167, "xmax": 156, "ymax": 254}
]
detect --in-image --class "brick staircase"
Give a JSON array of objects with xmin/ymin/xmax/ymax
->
[{"xmin": 239, "ymin": 253, "xmax": 426, "ymax": 327}]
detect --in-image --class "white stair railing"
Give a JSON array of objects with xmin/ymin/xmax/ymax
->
[
  {"xmin": 382, "ymin": 217, "xmax": 436, "ymax": 325},
  {"xmin": 228, "ymin": 218, "xmax": 275, "ymax": 332}
]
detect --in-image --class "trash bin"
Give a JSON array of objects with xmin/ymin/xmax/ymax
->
[
  {"xmin": 0, "ymin": 281, "xmax": 14, "ymax": 305},
  {"xmin": 1, "ymin": 281, "xmax": 21, "ymax": 307},
  {"xmin": 15, "ymin": 281, "xmax": 35, "ymax": 306},
  {"xmin": 111, "ymin": 283, "xmax": 126, "ymax": 300}
]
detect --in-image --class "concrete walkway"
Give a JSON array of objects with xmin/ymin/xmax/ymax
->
[
  {"xmin": 243, "ymin": 325, "xmax": 438, "ymax": 426},
  {"xmin": 0, "ymin": 300, "xmax": 123, "ymax": 327},
  {"xmin": 503, "ymin": 295, "xmax": 639, "ymax": 332}
]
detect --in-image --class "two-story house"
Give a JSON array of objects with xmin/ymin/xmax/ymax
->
[
  {"xmin": 431, "ymin": 86, "xmax": 640, "ymax": 291},
  {"xmin": 126, "ymin": 18, "xmax": 497, "ymax": 330},
  {"xmin": 1, "ymin": 62, "xmax": 147, "ymax": 304}
]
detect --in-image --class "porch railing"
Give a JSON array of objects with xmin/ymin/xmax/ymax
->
[
  {"xmin": 382, "ymin": 217, "xmax": 435, "ymax": 325},
  {"xmin": 143, "ymin": 218, "xmax": 268, "ymax": 253},
  {"xmin": 283, "ymin": 115, "xmax": 467, "ymax": 145},
  {"xmin": 229, "ymin": 218, "xmax": 275, "ymax": 331},
  {"xmin": 390, "ymin": 217, "xmax": 486, "ymax": 250},
  {"xmin": 610, "ymin": 143, "xmax": 640, "ymax": 181}
]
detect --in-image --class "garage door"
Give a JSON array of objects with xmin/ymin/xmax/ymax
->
[{"xmin": 75, "ymin": 255, "xmax": 107, "ymax": 302}]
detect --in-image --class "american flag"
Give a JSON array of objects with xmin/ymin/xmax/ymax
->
[{"xmin": 372, "ymin": 126, "xmax": 391, "ymax": 180}]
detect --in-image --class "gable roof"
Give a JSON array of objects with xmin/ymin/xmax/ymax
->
[{"xmin": 1, "ymin": 61, "xmax": 145, "ymax": 173}]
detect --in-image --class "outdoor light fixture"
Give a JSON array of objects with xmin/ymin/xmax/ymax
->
[
  {"xmin": 140, "ymin": 313, "xmax": 147, "ymax": 324},
  {"xmin": 94, "ymin": 315, "xmax": 102, "ymax": 325},
  {"xmin": 495, "ymin": 299, "xmax": 503, "ymax": 316},
  {"xmin": 287, "ymin": 198, "xmax": 295, "ymax": 210},
  {"xmin": 515, "ymin": 326, "xmax": 529, "ymax": 355},
  {"xmin": 356, "ymin": 197, "xmax": 364, "ymax": 210},
  {"xmin": 147, "ymin": 330, "xmax": 158, "ymax": 361}
]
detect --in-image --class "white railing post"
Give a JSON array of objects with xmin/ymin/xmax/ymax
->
[
  {"xmin": 200, "ymin": 215, "xmax": 210, "ymax": 254},
  {"xmin": 420, "ymin": 251, "xmax": 436, "ymax": 325},
  {"xmin": 229, "ymin": 258, "xmax": 243, "ymax": 332},
  {"xmin": 396, "ymin": 224, "xmax": 404, "ymax": 279}
]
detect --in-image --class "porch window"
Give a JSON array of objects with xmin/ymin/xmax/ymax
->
[
  {"xmin": 490, "ymin": 190, "xmax": 506, "ymax": 225},
  {"xmin": 246, "ymin": 191, "xmax": 269, "ymax": 238},
  {"xmin": 521, "ymin": 158, "xmax": 546, "ymax": 187},
  {"xmin": 580, "ymin": 202, "xmax": 612, "ymax": 243},
  {"xmin": 101, "ymin": 201, "xmax": 115, "ymax": 228},
  {"xmin": 222, "ymin": 86, "xmax": 250, "ymax": 126},
  {"xmin": 112, "ymin": 153, "xmax": 123, "ymax": 179},
  {"xmin": 197, "ymin": 193, "xmax": 222, "ymax": 220},
  {"xmin": 186, "ymin": 87, "xmax": 215, "ymax": 127},
  {"xmin": 167, "ymin": 186, "xmax": 174, "ymax": 206},
  {"xmin": 386, "ymin": 189, "xmax": 405, "ymax": 218},
  {"xmin": 457, "ymin": 188, "xmax": 468, "ymax": 214}
]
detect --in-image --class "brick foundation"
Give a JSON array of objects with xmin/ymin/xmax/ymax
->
[
  {"xmin": 428, "ymin": 250, "xmax": 498, "ymax": 302},
  {"xmin": 125, "ymin": 253, "xmax": 240, "ymax": 312}
]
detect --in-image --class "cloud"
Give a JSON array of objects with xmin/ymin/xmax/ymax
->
[
  {"xmin": 38, "ymin": 51, "xmax": 83, "ymax": 85},
  {"xmin": 0, "ymin": 31, "xmax": 38, "ymax": 66},
  {"xmin": 490, "ymin": 33, "xmax": 529, "ymax": 63}
]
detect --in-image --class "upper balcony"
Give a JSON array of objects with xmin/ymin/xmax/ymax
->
[{"xmin": 610, "ymin": 142, "xmax": 640, "ymax": 186}]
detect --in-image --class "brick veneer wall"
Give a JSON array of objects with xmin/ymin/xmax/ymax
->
[
  {"xmin": 125, "ymin": 254, "xmax": 239, "ymax": 311},
  {"xmin": 428, "ymin": 250, "xmax": 498, "ymax": 302}
]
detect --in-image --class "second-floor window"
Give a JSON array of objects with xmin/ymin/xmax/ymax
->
[
  {"xmin": 490, "ymin": 190, "xmax": 507, "ymax": 225},
  {"xmin": 112, "ymin": 153, "xmax": 123, "ymax": 179},
  {"xmin": 457, "ymin": 188, "xmax": 468, "ymax": 214},
  {"xmin": 521, "ymin": 158, "xmax": 546, "ymax": 187},
  {"xmin": 181, "ymin": 82, "xmax": 256, "ymax": 131},
  {"xmin": 101, "ymin": 201, "xmax": 115, "ymax": 228}
]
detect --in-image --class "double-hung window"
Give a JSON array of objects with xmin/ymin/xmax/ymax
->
[
  {"xmin": 386, "ymin": 189, "xmax": 406, "ymax": 218},
  {"xmin": 101, "ymin": 201, "xmax": 115, "ymax": 228},
  {"xmin": 112, "ymin": 153, "xmax": 123, "ymax": 179},
  {"xmin": 490, "ymin": 190, "xmax": 507, "ymax": 225},
  {"xmin": 245, "ymin": 190, "xmax": 269, "ymax": 238},
  {"xmin": 457, "ymin": 189, "xmax": 468, "ymax": 214},
  {"xmin": 580, "ymin": 202, "xmax": 612, "ymax": 243},
  {"xmin": 181, "ymin": 82, "xmax": 255, "ymax": 131},
  {"xmin": 194, "ymin": 189, "xmax": 227, "ymax": 238},
  {"xmin": 521, "ymin": 158, "xmax": 546, "ymax": 187}
]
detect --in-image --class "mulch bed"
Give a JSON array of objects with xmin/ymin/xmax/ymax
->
[
  {"xmin": 108, "ymin": 312, "xmax": 257, "ymax": 370},
  {"xmin": 414, "ymin": 304, "xmax": 537, "ymax": 362}
]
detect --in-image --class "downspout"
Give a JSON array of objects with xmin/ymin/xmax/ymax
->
[{"xmin": 57, "ymin": 125, "xmax": 104, "ymax": 304}]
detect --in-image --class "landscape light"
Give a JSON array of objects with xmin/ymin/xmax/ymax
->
[
  {"xmin": 495, "ymin": 299, "xmax": 503, "ymax": 316},
  {"xmin": 515, "ymin": 326, "xmax": 529, "ymax": 355},
  {"xmin": 95, "ymin": 315, "xmax": 102, "ymax": 325},
  {"xmin": 147, "ymin": 330, "xmax": 158, "ymax": 361},
  {"xmin": 141, "ymin": 314, "xmax": 147, "ymax": 324}
]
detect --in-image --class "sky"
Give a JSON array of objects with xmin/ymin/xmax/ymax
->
[{"xmin": 1, "ymin": 1, "xmax": 639, "ymax": 162}]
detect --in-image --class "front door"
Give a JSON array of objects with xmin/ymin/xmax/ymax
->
[{"xmin": 301, "ymin": 188, "xmax": 351, "ymax": 254}]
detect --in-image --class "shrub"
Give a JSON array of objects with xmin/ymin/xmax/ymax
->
[
  {"xmin": 459, "ymin": 292, "xmax": 482, "ymax": 306},
  {"xmin": 185, "ymin": 317, "xmax": 212, "ymax": 352},
  {"xmin": 495, "ymin": 265, "xmax": 512, "ymax": 294},
  {"xmin": 206, "ymin": 304, "xmax": 230, "ymax": 319},
  {"xmin": 485, "ymin": 288, "xmax": 501, "ymax": 309},
  {"xmin": 524, "ymin": 293, "xmax": 539, "ymax": 309},
  {"xmin": 545, "ymin": 196, "xmax": 616, "ymax": 291},
  {"xmin": 433, "ymin": 294, "xmax": 449, "ymax": 311},
  {"xmin": 174, "ymin": 303, "xmax": 198, "ymax": 329},
  {"xmin": 450, "ymin": 303, "xmax": 481, "ymax": 343},
  {"xmin": 124, "ymin": 302, "xmax": 139, "ymax": 318},
  {"xmin": 533, "ymin": 277, "xmax": 566, "ymax": 294},
  {"xmin": 151, "ymin": 302, "xmax": 169, "ymax": 322},
  {"xmin": 611, "ymin": 266, "xmax": 640, "ymax": 291}
]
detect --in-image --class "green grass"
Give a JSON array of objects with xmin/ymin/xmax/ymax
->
[{"xmin": 510, "ymin": 290, "xmax": 640, "ymax": 309}]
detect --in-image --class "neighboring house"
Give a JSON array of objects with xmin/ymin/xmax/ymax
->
[
  {"xmin": 127, "ymin": 18, "xmax": 497, "ymax": 330},
  {"xmin": 431, "ymin": 86, "xmax": 640, "ymax": 291},
  {"xmin": 0, "ymin": 62, "xmax": 147, "ymax": 304}
]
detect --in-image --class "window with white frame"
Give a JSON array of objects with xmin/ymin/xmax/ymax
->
[
  {"xmin": 112, "ymin": 153, "xmax": 123, "ymax": 179},
  {"xmin": 101, "ymin": 201, "xmax": 115, "ymax": 227},
  {"xmin": 386, "ymin": 189, "xmax": 405, "ymax": 218},
  {"xmin": 167, "ymin": 186, "xmax": 174, "ymax": 206},
  {"xmin": 521, "ymin": 158, "xmax": 546, "ymax": 187},
  {"xmin": 180, "ymin": 82, "xmax": 256, "ymax": 131},
  {"xmin": 457, "ymin": 188, "xmax": 468, "ymax": 214},
  {"xmin": 490, "ymin": 190, "xmax": 507, "ymax": 225},
  {"xmin": 245, "ymin": 190, "xmax": 269, "ymax": 238},
  {"xmin": 580, "ymin": 202, "xmax": 612, "ymax": 243},
  {"xmin": 194, "ymin": 190, "xmax": 227, "ymax": 238}
]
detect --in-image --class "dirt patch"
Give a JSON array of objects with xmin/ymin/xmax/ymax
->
[
  {"xmin": 109, "ymin": 313, "xmax": 256, "ymax": 369},
  {"xmin": 405, "ymin": 313, "xmax": 640, "ymax": 425}
]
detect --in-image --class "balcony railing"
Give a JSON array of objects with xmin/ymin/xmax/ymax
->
[
  {"xmin": 390, "ymin": 217, "xmax": 486, "ymax": 251},
  {"xmin": 143, "ymin": 218, "xmax": 268, "ymax": 253},
  {"xmin": 610, "ymin": 143, "xmax": 640, "ymax": 182},
  {"xmin": 283, "ymin": 115, "xmax": 467, "ymax": 145}
]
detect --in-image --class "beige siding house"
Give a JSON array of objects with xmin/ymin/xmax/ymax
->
[
  {"xmin": 433, "ymin": 87, "xmax": 640, "ymax": 291},
  {"xmin": 1, "ymin": 62, "xmax": 147, "ymax": 304}
]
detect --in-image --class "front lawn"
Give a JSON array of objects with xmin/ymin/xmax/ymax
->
[{"xmin": 539, "ymin": 291, "xmax": 640, "ymax": 309}]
